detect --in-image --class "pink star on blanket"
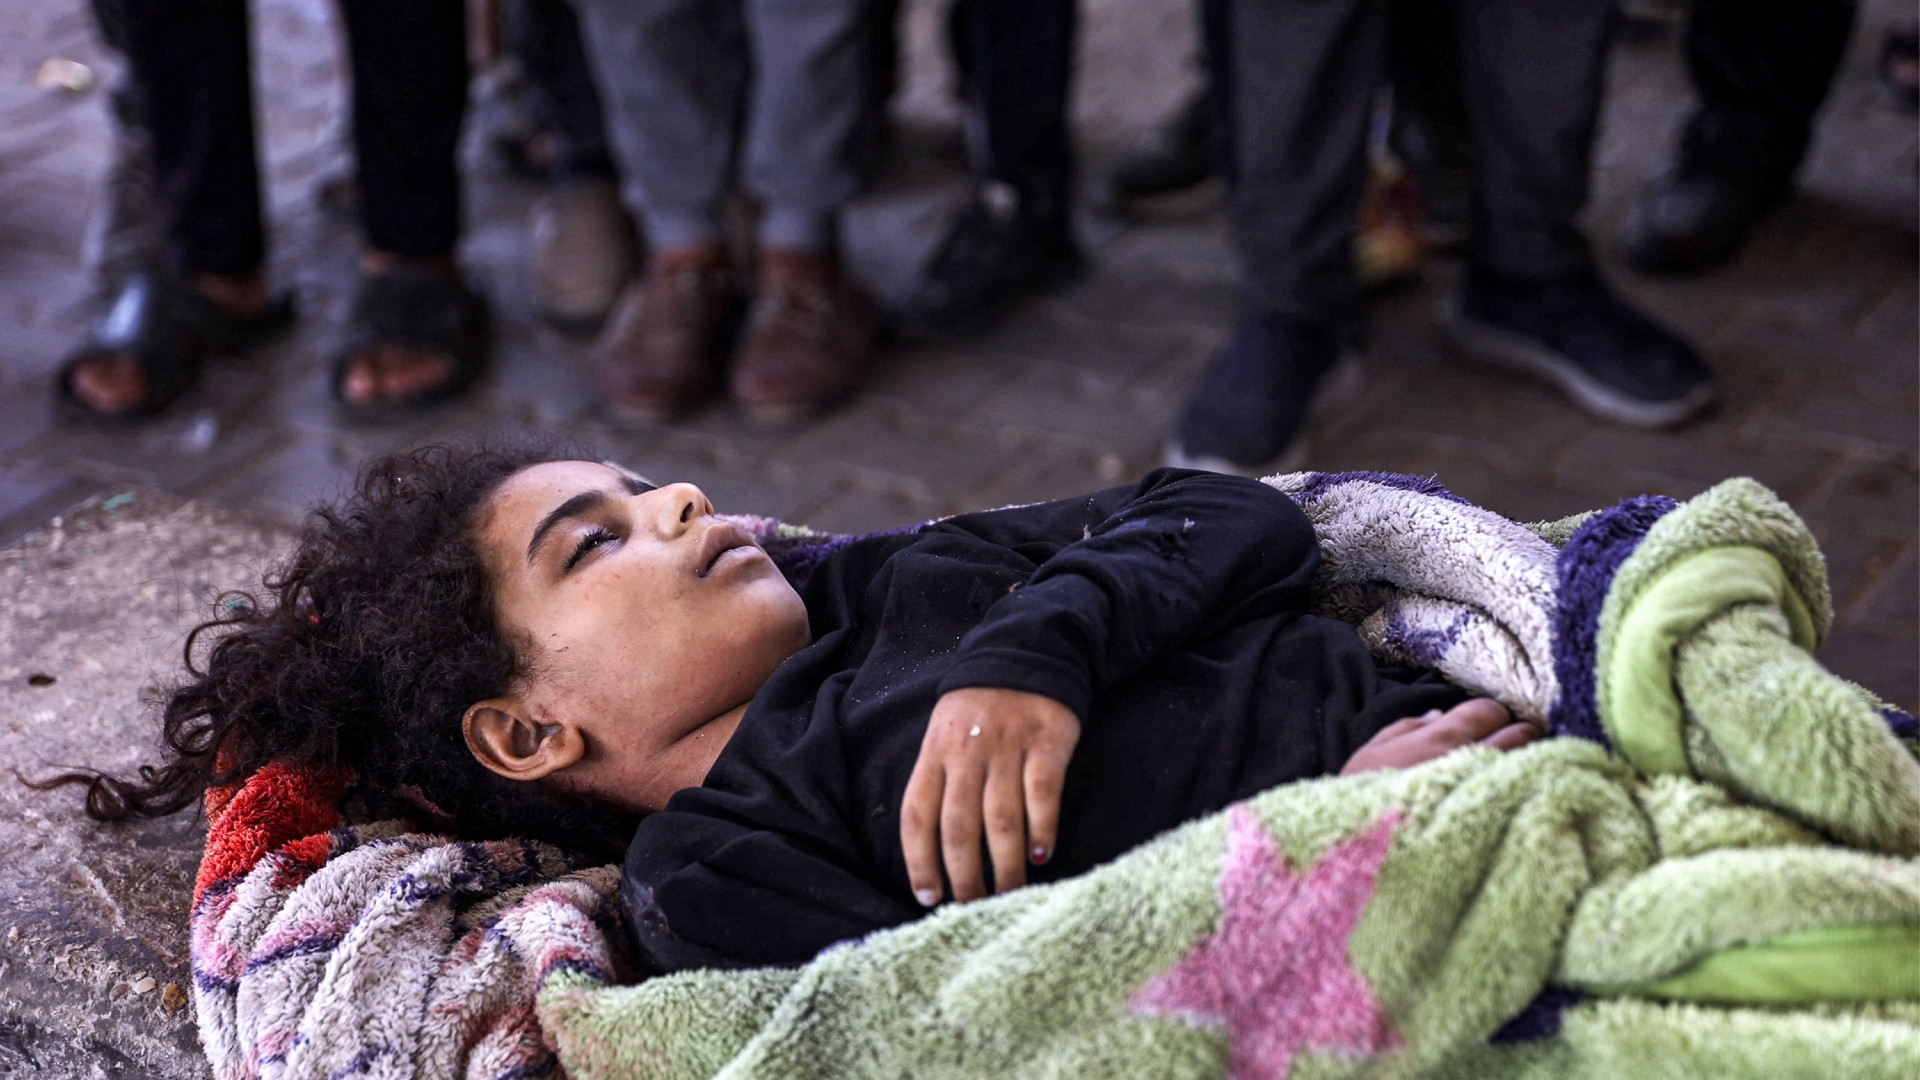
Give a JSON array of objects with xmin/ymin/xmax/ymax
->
[{"xmin": 1131, "ymin": 806, "xmax": 1403, "ymax": 1079}]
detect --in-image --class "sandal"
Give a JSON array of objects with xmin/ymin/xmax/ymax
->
[
  {"xmin": 328, "ymin": 266, "xmax": 490, "ymax": 418},
  {"xmin": 56, "ymin": 271, "xmax": 295, "ymax": 422}
]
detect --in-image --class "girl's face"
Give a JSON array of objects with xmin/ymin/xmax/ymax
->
[{"xmin": 469, "ymin": 461, "xmax": 810, "ymax": 812}]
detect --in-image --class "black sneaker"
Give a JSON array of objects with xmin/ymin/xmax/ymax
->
[
  {"xmin": 1442, "ymin": 265, "xmax": 1714, "ymax": 427},
  {"xmin": 1165, "ymin": 310, "xmax": 1348, "ymax": 475},
  {"xmin": 1621, "ymin": 110, "xmax": 1798, "ymax": 275},
  {"xmin": 897, "ymin": 182, "xmax": 1084, "ymax": 340}
]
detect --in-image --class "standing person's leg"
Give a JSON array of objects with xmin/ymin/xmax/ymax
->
[
  {"xmin": 1167, "ymin": 0, "xmax": 1383, "ymax": 473},
  {"xmin": 961, "ymin": 0, "xmax": 1076, "ymax": 229},
  {"xmin": 1227, "ymin": 0, "xmax": 1382, "ymax": 329},
  {"xmin": 1101, "ymin": 0, "xmax": 1229, "ymax": 208},
  {"xmin": 1453, "ymin": 0, "xmax": 1607, "ymax": 286},
  {"xmin": 58, "ymin": 0, "xmax": 291, "ymax": 419},
  {"xmin": 738, "ymin": 0, "xmax": 868, "ymax": 254},
  {"xmin": 342, "ymin": 0, "xmax": 467, "ymax": 266},
  {"xmin": 332, "ymin": 0, "xmax": 489, "ymax": 412},
  {"xmin": 81, "ymin": 0, "xmax": 166, "ymax": 293},
  {"xmin": 862, "ymin": 0, "xmax": 902, "ymax": 169},
  {"xmin": 574, "ymin": 0, "xmax": 747, "ymax": 422},
  {"xmin": 732, "ymin": 0, "xmax": 876, "ymax": 421},
  {"xmin": 514, "ymin": 0, "xmax": 640, "ymax": 327},
  {"xmin": 512, "ymin": 0, "xmax": 617, "ymax": 182},
  {"xmin": 1383, "ymin": 0, "xmax": 1470, "ymax": 247},
  {"xmin": 1201, "ymin": 0, "xmax": 1234, "ymax": 185},
  {"xmin": 1624, "ymin": 0, "xmax": 1859, "ymax": 273},
  {"xmin": 898, "ymin": 0, "xmax": 1082, "ymax": 338},
  {"xmin": 1441, "ymin": 0, "xmax": 1712, "ymax": 427},
  {"xmin": 577, "ymin": 0, "xmax": 744, "ymax": 252},
  {"xmin": 119, "ymin": 0, "xmax": 264, "ymax": 280}
]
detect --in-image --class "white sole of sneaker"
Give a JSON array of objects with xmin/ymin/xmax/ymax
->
[{"xmin": 1435, "ymin": 296, "xmax": 1714, "ymax": 428}]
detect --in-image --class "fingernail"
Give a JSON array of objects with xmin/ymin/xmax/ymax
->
[
  {"xmin": 915, "ymin": 888, "xmax": 939, "ymax": 908},
  {"xmin": 1029, "ymin": 847, "xmax": 1049, "ymax": 865},
  {"xmin": 1419, "ymin": 709, "xmax": 1442, "ymax": 721}
]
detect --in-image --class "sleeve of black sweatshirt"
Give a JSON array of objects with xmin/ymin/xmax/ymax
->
[{"xmin": 933, "ymin": 468, "xmax": 1321, "ymax": 719}]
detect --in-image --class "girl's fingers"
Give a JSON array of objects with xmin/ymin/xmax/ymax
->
[
  {"xmin": 1022, "ymin": 747, "xmax": 1066, "ymax": 869},
  {"xmin": 900, "ymin": 757, "xmax": 946, "ymax": 907},
  {"xmin": 940, "ymin": 762, "xmax": 989, "ymax": 903},
  {"xmin": 983, "ymin": 761, "xmax": 1028, "ymax": 895},
  {"xmin": 1480, "ymin": 722, "xmax": 1542, "ymax": 753},
  {"xmin": 1365, "ymin": 715, "xmax": 1431, "ymax": 747},
  {"xmin": 1431, "ymin": 698, "xmax": 1514, "ymax": 745}
]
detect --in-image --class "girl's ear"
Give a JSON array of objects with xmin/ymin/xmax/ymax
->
[{"xmin": 463, "ymin": 698, "xmax": 585, "ymax": 782}]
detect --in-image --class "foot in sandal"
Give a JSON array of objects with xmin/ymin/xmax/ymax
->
[
  {"xmin": 58, "ymin": 270, "xmax": 294, "ymax": 421},
  {"xmin": 331, "ymin": 252, "xmax": 489, "ymax": 416}
]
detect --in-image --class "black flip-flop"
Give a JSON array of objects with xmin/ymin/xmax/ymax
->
[
  {"xmin": 329, "ymin": 267, "xmax": 490, "ymax": 419},
  {"xmin": 56, "ymin": 271, "xmax": 295, "ymax": 422}
]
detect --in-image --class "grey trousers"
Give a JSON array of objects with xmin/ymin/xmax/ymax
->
[
  {"xmin": 1230, "ymin": 0, "xmax": 1614, "ymax": 322},
  {"xmin": 573, "ymin": 0, "xmax": 869, "ymax": 250}
]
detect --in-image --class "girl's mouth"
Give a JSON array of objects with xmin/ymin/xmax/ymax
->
[{"xmin": 695, "ymin": 523, "xmax": 757, "ymax": 578}]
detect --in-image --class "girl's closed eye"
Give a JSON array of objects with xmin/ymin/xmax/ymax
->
[{"xmin": 565, "ymin": 528, "xmax": 619, "ymax": 572}]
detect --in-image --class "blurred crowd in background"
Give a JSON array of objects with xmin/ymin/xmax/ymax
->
[{"xmin": 58, "ymin": 0, "xmax": 1920, "ymax": 476}]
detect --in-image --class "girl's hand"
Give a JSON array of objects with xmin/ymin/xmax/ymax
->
[
  {"xmin": 1339, "ymin": 697, "xmax": 1539, "ymax": 776},
  {"xmin": 901, "ymin": 687, "xmax": 1081, "ymax": 907}
]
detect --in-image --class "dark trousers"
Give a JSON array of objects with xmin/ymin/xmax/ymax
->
[
  {"xmin": 950, "ymin": 0, "xmax": 1077, "ymax": 224},
  {"xmin": 1687, "ymin": 0, "xmax": 1857, "ymax": 169},
  {"xmin": 507, "ymin": 0, "xmax": 615, "ymax": 180},
  {"xmin": 1199, "ymin": 0, "xmax": 1235, "ymax": 183},
  {"xmin": 1231, "ymin": 0, "xmax": 1613, "ymax": 323},
  {"xmin": 107, "ymin": 0, "xmax": 468, "ymax": 276}
]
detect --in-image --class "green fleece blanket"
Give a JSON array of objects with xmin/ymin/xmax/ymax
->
[{"xmin": 536, "ymin": 476, "xmax": 1920, "ymax": 1080}]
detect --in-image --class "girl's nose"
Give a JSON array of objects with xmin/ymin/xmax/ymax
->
[{"xmin": 653, "ymin": 482, "xmax": 712, "ymax": 533}]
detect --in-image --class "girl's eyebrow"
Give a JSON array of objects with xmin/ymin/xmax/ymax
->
[{"xmin": 527, "ymin": 490, "xmax": 610, "ymax": 563}]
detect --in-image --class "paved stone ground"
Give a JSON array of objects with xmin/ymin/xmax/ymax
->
[
  {"xmin": 1, "ymin": 6, "xmax": 1914, "ymax": 681},
  {"xmin": 0, "ymin": 493, "xmax": 288, "ymax": 1078},
  {"xmin": 0, "ymin": 4, "xmax": 1914, "ymax": 1073}
]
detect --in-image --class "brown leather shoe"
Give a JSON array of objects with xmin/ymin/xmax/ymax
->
[
  {"xmin": 593, "ymin": 244, "xmax": 735, "ymax": 423},
  {"xmin": 730, "ymin": 247, "xmax": 874, "ymax": 424}
]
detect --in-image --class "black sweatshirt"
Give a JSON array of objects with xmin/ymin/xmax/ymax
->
[{"xmin": 623, "ymin": 469, "xmax": 1463, "ymax": 973}]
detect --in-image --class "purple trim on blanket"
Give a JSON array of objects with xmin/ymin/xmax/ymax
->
[
  {"xmin": 760, "ymin": 523, "xmax": 924, "ymax": 591},
  {"xmin": 194, "ymin": 968, "xmax": 239, "ymax": 995},
  {"xmin": 260, "ymin": 1031, "xmax": 309, "ymax": 1067},
  {"xmin": 1491, "ymin": 986, "xmax": 1585, "ymax": 1044},
  {"xmin": 328, "ymin": 1043, "xmax": 396, "ymax": 1080},
  {"xmin": 243, "ymin": 927, "xmax": 349, "ymax": 975},
  {"xmin": 1549, "ymin": 496, "xmax": 1680, "ymax": 743},
  {"xmin": 1884, "ymin": 707, "xmax": 1920, "ymax": 739},
  {"xmin": 1288, "ymin": 470, "xmax": 1470, "ymax": 507},
  {"xmin": 390, "ymin": 873, "xmax": 451, "ymax": 905},
  {"xmin": 1386, "ymin": 607, "xmax": 1474, "ymax": 666}
]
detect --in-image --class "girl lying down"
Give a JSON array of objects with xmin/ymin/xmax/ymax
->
[{"xmin": 60, "ymin": 442, "xmax": 1539, "ymax": 975}]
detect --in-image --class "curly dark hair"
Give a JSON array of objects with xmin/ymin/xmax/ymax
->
[{"xmin": 36, "ymin": 439, "xmax": 638, "ymax": 857}]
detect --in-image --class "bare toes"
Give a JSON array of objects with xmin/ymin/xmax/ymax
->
[
  {"xmin": 339, "ymin": 354, "xmax": 381, "ymax": 405},
  {"xmin": 377, "ymin": 347, "xmax": 455, "ymax": 399},
  {"xmin": 68, "ymin": 354, "xmax": 150, "ymax": 414}
]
